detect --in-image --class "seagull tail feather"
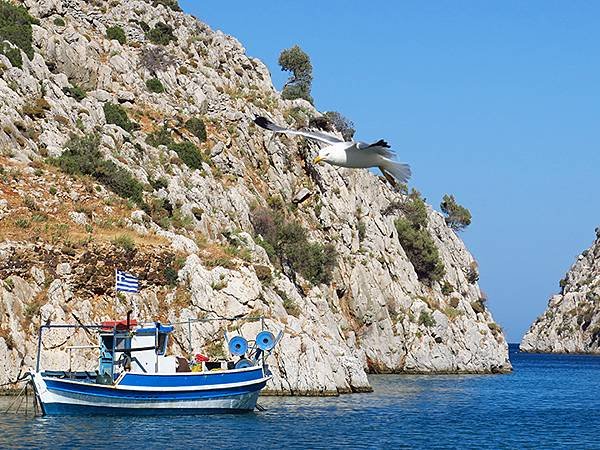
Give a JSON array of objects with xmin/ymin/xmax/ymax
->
[{"xmin": 381, "ymin": 161, "xmax": 411, "ymax": 183}]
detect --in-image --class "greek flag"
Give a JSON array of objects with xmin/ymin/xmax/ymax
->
[{"xmin": 115, "ymin": 270, "xmax": 139, "ymax": 293}]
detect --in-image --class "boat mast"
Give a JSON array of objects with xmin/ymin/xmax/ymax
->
[{"xmin": 35, "ymin": 326, "xmax": 43, "ymax": 372}]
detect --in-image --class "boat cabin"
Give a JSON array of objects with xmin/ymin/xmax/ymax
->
[{"xmin": 98, "ymin": 320, "xmax": 176, "ymax": 381}]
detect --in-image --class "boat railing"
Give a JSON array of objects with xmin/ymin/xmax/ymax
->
[{"xmin": 35, "ymin": 315, "xmax": 267, "ymax": 373}]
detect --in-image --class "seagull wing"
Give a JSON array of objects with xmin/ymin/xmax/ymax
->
[
  {"xmin": 356, "ymin": 139, "xmax": 395, "ymax": 158},
  {"xmin": 254, "ymin": 116, "xmax": 343, "ymax": 145}
]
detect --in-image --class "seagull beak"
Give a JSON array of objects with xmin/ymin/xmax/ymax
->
[{"xmin": 313, "ymin": 155, "xmax": 324, "ymax": 165}]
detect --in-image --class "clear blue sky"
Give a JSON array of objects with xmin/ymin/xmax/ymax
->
[{"xmin": 181, "ymin": 1, "xmax": 600, "ymax": 342}]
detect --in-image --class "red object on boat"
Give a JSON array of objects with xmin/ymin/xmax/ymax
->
[
  {"xmin": 101, "ymin": 319, "xmax": 137, "ymax": 331},
  {"xmin": 195, "ymin": 353, "xmax": 209, "ymax": 363}
]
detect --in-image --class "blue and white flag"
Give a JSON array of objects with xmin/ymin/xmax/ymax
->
[{"xmin": 115, "ymin": 270, "xmax": 139, "ymax": 293}]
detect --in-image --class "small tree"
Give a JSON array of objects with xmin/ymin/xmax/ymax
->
[
  {"xmin": 278, "ymin": 45, "xmax": 313, "ymax": 104},
  {"xmin": 324, "ymin": 111, "xmax": 355, "ymax": 141},
  {"xmin": 440, "ymin": 194, "xmax": 472, "ymax": 231}
]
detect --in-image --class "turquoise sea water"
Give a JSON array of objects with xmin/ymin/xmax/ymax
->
[{"xmin": 1, "ymin": 345, "xmax": 599, "ymax": 449}]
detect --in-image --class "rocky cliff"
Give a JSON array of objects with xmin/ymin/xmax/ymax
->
[
  {"xmin": 521, "ymin": 229, "xmax": 600, "ymax": 353},
  {"xmin": 0, "ymin": 0, "xmax": 510, "ymax": 394}
]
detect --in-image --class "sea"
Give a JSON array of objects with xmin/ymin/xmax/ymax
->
[{"xmin": 1, "ymin": 344, "xmax": 599, "ymax": 449}]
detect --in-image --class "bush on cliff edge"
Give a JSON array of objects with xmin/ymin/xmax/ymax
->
[{"xmin": 394, "ymin": 190, "xmax": 445, "ymax": 285}]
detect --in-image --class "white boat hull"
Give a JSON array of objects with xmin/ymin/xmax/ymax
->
[{"xmin": 31, "ymin": 371, "xmax": 268, "ymax": 416}]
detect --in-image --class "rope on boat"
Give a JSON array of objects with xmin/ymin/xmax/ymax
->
[{"xmin": 2, "ymin": 374, "xmax": 41, "ymax": 417}]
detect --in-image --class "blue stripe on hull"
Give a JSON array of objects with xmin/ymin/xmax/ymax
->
[
  {"xmin": 43, "ymin": 403, "xmax": 255, "ymax": 416},
  {"xmin": 44, "ymin": 378, "xmax": 268, "ymax": 400},
  {"xmin": 118, "ymin": 367, "xmax": 264, "ymax": 388}
]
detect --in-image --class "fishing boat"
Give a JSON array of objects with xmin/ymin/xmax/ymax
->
[{"xmin": 29, "ymin": 315, "xmax": 281, "ymax": 416}]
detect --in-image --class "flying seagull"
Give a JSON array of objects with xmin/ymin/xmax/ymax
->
[{"xmin": 253, "ymin": 116, "xmax": 411, "ymax": 186}]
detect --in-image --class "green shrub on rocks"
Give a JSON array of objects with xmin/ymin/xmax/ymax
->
[
  {"xmin": 250, "ymin": 205, "xmax": 336, "ymax": 285},
  {"xmin": 53, "ymin": 17, "xmax": 65, "ymax": 27},
  {"xmin": 357, "ymin": 220, "xmax": 366, "ymax": 241},
  {"xmin": 170, "ymin": 141, "xmax": 207, "ymax": 170},
  {"xmin": 146, "ymin": 22, "xmax": 176, "ymax": 45},
  {"xmin": 164, "ymin": 265, "xmax": 178, "ymax": 286},
  {"xmin": 142, "ymin": 197, "xmax": 173, "ymax": 226},
  {"xmin": 146, "ymin": 126, "xmax": 209, "ymax": 170},
  {"xmin": 63, "ymin": 84, "xmax": 86, "ymax": 101},
  {"xmin": 131, "ymin": 19, "xmax": 150, "ymax": 33},
  {"xmin": 400, "ymin": 190, "xmax": 428, "ymax": 226},
  {"xmin": 106, "ymin": 25, "xmax": 126, "ymax": 44},
  {"xmin": 394, "ymin": 191, "xmax": 445, "ymax": 285},
  {"xmin": 443, "ymin": 306, "xmax": 461, "ymax": 320},
  {"xmin": 559, "ymin": 278, "xmax": 568, "ymax": 293},
  {"xmin": 0, "ymin": 0, "xmax": 38, "ymax": 67},
  {"xmin": 0, "ymin": 43, "xmax": 22, "ymax": 68},
  {"xmin": 145, "ymin": 125, "xmax": 173, "ymax": 147},
  {"xmin": 15, "ymin": 217, "xmax": 30, "ymax": 228},
  {"xmin": 466, "ymin": 261, "xmax": 479, "ymax": 284},
  {"xmin": 204, "ymin": 339, "xmax": 226, "ymax": 359},
  {"xmin": 146, "ymin": 77, "xmax": 165, "ymax": 93},
  {"xmin": 185, "ymin": 117, "xmax": 207, "ymax": 142},
  {"xmin": 441, "ymin": 281, "xmax": 453, "ymax": 295},
  {"xmin": 488, "ymin": 322, "xmax": 502, "ymax": 336},
  {"xmin": 23, "ymin": 298, "xmax": 42, "ymax": 320},
  {"xmin": 53, "ymin": 134, "xmax": 143, "ymax": 204},
  {"xmin": 471, "ymin": 300, "xmax": 485, "ymax": 314},
  {"xmin": 150, "ymin": 177, "xmax": 168, "ymax": 191},
  {"xmin": 282, "ymin": 296, "xmax": 300, "ymax": 317},
  {"xmin": 149, "ymin": 0, "xmax": 182, "ymax": 11},
  {"xmin": 418, "ymin": 310, "xmax": 436, "ymax": 327},
  {"xmin": 103, "ymin": 102, "xmax": 136, "ymax": 132}
]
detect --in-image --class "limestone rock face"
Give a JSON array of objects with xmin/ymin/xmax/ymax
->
[
  {"xmin": 0, "ymin": 0, "xmax": 510, "ymax": 393},
  {"xmin": 521, "ymin": 229, "xmax": 600, "ymax": 353}
]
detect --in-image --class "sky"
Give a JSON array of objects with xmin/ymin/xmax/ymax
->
[{"xmin": 181, "ymin": 1, "xmax": 600, "ymax": 342}]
